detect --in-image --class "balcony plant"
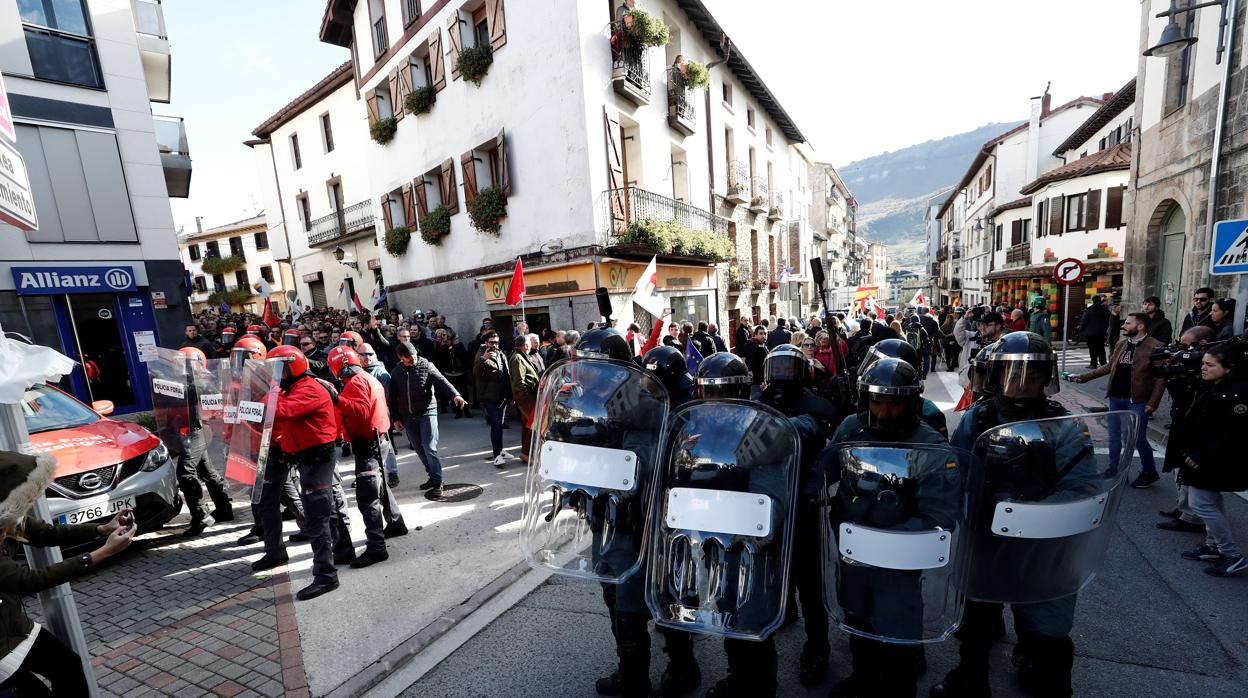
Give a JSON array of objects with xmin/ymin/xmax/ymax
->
[
  {"xmin": 405, "ymin": 85, "xmax": 436, "ymax": 115},
  {"xmin": 371, "ymin": 116, "xmax": 398, "ymax": 145},
  {"xmin": 618, "ymin": 218, "xmax": 733, "ymax": 262},
  {"xmin": 384, "ymin": 225, "xmax": 411, "ymax": 256},
  {"xmin": 751, "ymin": 274, "xmax": 766, "ymax": 291},
  {"xmin": 457, "ymin": 45, "xmax": 493, "ymax": 86},
  {"xmin": 420, "ymin": 204, "xmax": 451, "ymax": 245},
  {"xmin": 626, "ymin": 8, "xmax": 670, "ymax": 47},
  {"xmin": 469, "ymin": 186, "xmax": 507, "ymax": 235},
  {"xmin": 200, "ymin": 255, "xmax": 245, "ymax": 275},
  {"xmin": 726, "ymin": 266, "xmax": 742, "ymax": 293},
  {"xmin": 682, "ymin": 60, "xmax": 710, "ymax": 89},
  {"xmin": 207, "ymin": 285, "xmax": 251, "ymax": 307}
]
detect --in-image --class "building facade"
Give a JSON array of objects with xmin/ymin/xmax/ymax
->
[
  {"xmin": 0, "ymin": 0, "xmax": 190, "ymax": 414},
  {"xmin": 179, "ymin": 215, "xmax": 290, "ymax": 315},
  {"xmin": 808, "ymin": 162, "xmax": 863, "ymax": 309}
]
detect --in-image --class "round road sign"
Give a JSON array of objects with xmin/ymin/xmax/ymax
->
[{"xmin": 1053, "ymin": 258, "xmax": 1086, "ymax": 285}]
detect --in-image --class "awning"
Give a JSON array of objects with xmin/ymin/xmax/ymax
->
[{"xmin": 985, "ymin": 259, "xmax": 1123, "ymax": 281}]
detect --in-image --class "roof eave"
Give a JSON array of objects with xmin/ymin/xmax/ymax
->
[{"xmin": 1051, "ymin": 78, "xmax": 1137, "ymax": 156}]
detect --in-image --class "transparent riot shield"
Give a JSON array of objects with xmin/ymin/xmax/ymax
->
[
  {"xmin": 645, "ymin": 400, "xmax": 800, "ymax": 641},
  {"xmin": 148, "ymin": 348, "xmax": 191, "ymax": 456},
  {"xmin": 964, "ymin": 412, "xmax": 1136, "ymax": 604},
  {"xmin": 189, "ymin": 358, "xmax": 231, "ymax": 492},
  {"xmin": 520, "ymin": 358, "xmax": 670, "ymax": 583},
  {"xmin": 820, "ymin": 443, "xmax": 972, "ymax": 644},
  {"xmin": 221, "ymin": 359, "xmax": 280, "ymax": 502}
]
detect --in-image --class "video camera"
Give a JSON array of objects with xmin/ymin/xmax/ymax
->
[{"xmin": 1150, "ymin": 335, "xmax": 1248, "ymax": 379}]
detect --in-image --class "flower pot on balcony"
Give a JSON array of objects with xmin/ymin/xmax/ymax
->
[
  {"xmin": 749, "ymin": 196, "xmax": 767, "ymax": 213},
  {"xmin": 727, "ymin": 280, "xmax": 743, "ymax": 294},
  {"xmin": 726, "ymin": 184, "xmax": 747, "ymax": 205},
  {"xmin": 767, "ymin": 206, "xmax": 783, "ymax": 221},
  {"xmin": 769, "ymin": 281, "xmax": 779, "ymax": 290}
]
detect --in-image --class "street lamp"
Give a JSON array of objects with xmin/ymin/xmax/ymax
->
[
  {"xmin": 333, "ymin": 245, "xmax": 358, "ymax": 270},
  {"xmin": 1143, "ymin": 0, "xmax": 1231, "ymax": 65}
]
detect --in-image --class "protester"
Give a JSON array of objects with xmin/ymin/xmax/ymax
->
[
  {"xmin": 1181, "ymin": 287, "xmax": 1218, "ymax": 334},
  {"xmin": 473, "ymin": 331, "xmax": 512, "ymax": 467},
  {"xmin": 1079, "ymin": 294, "xmax": 1110, "ymax": 368},
  {"xmin": 1141, "ymin": 295, "xmax": 1173, "ymax": 344},
  {"xmin": 508, "ymin": 334, "xmax": 541, "ymax": 463},
  {"xmin": 389, "ymin": 341, "xmax": 464, "ymax": 497}
]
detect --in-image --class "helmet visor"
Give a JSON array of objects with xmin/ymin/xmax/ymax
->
[
  {"xmin": 985, "ymin": 354, "xmax": 1058, "ymax": 399},
  {"xmin": 861, "ymin": 391, "xmax": 919, "ymax": 434},
  {"xmin": 764, "ymin": 354, "xmax": 806, "ymax": 384},
  {"xmin": 696, "ymin": 374, "xmax": 752, "ymax": 400}
]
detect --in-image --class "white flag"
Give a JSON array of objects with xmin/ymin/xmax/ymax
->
[
  {"xmin": 336, "ymin": 279, "xmax": 346, "ymax": 302},
  {"xmin": 908, "ymin": 289, "xmax": 927, "ymax": 307},
  {"xmin": 290, "ymin": 296, "xmax": 305, "ymax": 321},
  {"xmin": 253, "ymin": 278, "xmax": 275, "ymax": 297},
  {"xmin": 630, "ymin": 256, "xmax": 663, "ymax": 318}
]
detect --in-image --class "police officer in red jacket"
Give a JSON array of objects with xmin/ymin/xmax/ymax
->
[
  {"xmin": 258, "ymin": 345, "xmax": 349, "ymax": 600},
  {"xmin": 329, "ymin": 346, "xmax": 407, "ymax": 567}
]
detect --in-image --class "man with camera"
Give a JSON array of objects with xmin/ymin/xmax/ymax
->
[
  {"xmin": 1153, "ymin": 325, "xmax": 1218, "ymax": 531},
  {"xmin": 1072, "ymin": 312, "xmax": 1166, "ymax": 488}
]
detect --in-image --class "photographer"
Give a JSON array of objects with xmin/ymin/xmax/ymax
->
[{"xmin": 1156, "ymin": 326, "xmax": 1218, "ymax": 532}]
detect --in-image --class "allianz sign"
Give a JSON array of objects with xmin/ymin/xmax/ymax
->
[{"xmin": 12, "ymin": 265, "xmax": 137, "ymax": 295}]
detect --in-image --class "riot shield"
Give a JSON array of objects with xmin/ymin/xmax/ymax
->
[
  {"xmin": 964, "ymin": 412, "xmax": 1136, "ymax": 604},
  {"xmin": 148, "ymin": 348, "xmax": 191, "ymax": 455},
  {"xmin": 221, "ymin": 359, "xmax": 280, "ymax": 502},
  {"xmin": 520, "ymin": 358, "xmax": 670, "ymax": 583},
  {"xmin": 645, "ymin": 400, "xmax": 800, "ymax": 640},
  {"xmin": 820, "ymin": 443, "xmax": 971, "ymax": 644},
  {"xmin": 189, "ymin": 358, "xmax": 232, "ymax": 493}
]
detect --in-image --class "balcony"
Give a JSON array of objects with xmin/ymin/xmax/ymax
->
[
  {"xmin": 133, "ymin": 0, "xmax": 171, "ymax": 102},
  {"xmin": 951, "ymin": 277, "xmax": 963, "ymax": 291},
  {"xmin": 308, "ymin": 200, "xmax": 376, "ymax": 247},
  {"xmin": 610, "ymin": 21, "xmax": 650, "ymax": 106},
  {"xmin": 1006, "ymin": 243, "xmax": 1031, "ymax": 268},
  {"xmin": 749, "ymin": 177, "xmax": 768, "ymax": 213},
  {"xmin": 768, "ymin": 192, "xmax": 785, "ymax": 221},
  {"xmin": 666, "ymin": 67, "xmax": 696, "ymax": 136},
  {"xmin": 372, "ymin": 15, "xmax": 389, "ymax": 58},
  {"xmin": 153, "ymin": 115, "xmax": 191, "ymax": 198},
  {"xmin": 951, "ymin": 244, "xmax": 962, "ymax": 260},
  {"xmin": 600, "ymin": 187, "xmax": 731, "ymax": 260},
  {"xmin": 726, "ymin": 160, "xmax": 749, "ymax": 204}
]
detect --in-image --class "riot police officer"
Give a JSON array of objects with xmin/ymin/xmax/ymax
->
[
  {"xmin": 694, "ymin": 352, "xmax": 751, "ymax": 400},
  {"xmin": 934, "ymin": 332, "xmax": 1090, "ymax": 698},
  {"xmin": 820, "ymin": 358, "xmax": 959, "ymax": 697},
  {"xmin": 757, "ymin": 344, "xmax": 835, "ymax": 687},
  {"xmin": 642, "ymin": 345, "xmax": 696, "ymax": 406},
  {"xmin": 857, "ymin": 339, "xmax": 947, "ymax": 437},
  {"xmin": 174, "ymin": 347, "xmax": 234, "ymax": 536}
]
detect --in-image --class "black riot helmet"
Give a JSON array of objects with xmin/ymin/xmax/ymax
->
[
  {"xmin": 857, "ymin": 357, "xmax": 922, "ymax": 435},
  {"xmin": 985, "ymin": 332, "xmax": 1058, "ymax": 416},
  {"xmin": 575, "ymin": 328, "xmax": 632, "ymax": 362},
  {"xmin": 970, "ymin": 339, "xmax": 1002, "ymax": 398},
  {"xmin": 763, "ymin": 344, "xmax": 808, "ymax": 387},
  {"xmin": 643, "ymin": 345, "xmax": 694, "ymax": 396},
  {"xmin": 695, "ymin": 352, "xmax": 752, "ymax": 400},
  {"xmin": 858, "ymin": 337, "xmax": 921, "ymax": 376}
]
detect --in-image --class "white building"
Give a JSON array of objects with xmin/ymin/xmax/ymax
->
[
  {"xmin": 922, "ymin": 187, "xmax": 952, "ymax": 304},
  {"xmin": 179, "ymin": 214, "xmax": 290, "ymax": 315},
  {"xmin": 248, "ymin": 61, "xmax": 382, "ymax": 313},
  {"xmin": 0, "ymin": 0, "xmax": 190, "ymax": 415},
  {"xmin": 808, "ymin": 162, "xmax": 862, "ymax": 309},
  {"xmin": 315, "ymin": 0, "xmax": 810, "ymax": 344}
]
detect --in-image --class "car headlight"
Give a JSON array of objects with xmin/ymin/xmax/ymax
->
[{"xmin": 142, "ymin": 442, "xmax": 170, "ymax": 472}]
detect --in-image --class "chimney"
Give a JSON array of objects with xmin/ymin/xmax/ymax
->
[
  {"xmin": 1102, "ymin": 91, "xmax": 1115, "ymax": 102},
  {"xmin": 1026, "ymin": 95, "xmax": 1044, "ymax": 184},
  {"xmin": 195, "ymin": 216, "xmax": 203, "ymax": 234},
  {"xmin": 1040, "ymin": 81, "xmax": 1052, "ymax": 117}
]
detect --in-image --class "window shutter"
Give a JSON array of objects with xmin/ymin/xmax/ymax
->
[
  {"xmin": 440, "ymin": 158, "xmax": 459, "ymax": 214},
  {"xmin": 1048, "ymin": 196, "xmax": 1063, "ymax": 237},
  {"xmin": 389, "ymin": 70, "xmax": 405, "ymax": 121},
  {"xmin": 461, "ymin": 152, "xmax": 478, "ymax": 208},
  {"xmin": 402, "ymin": 183, "xmax": 415, "ymax": 227},
  {"xmin": 1036, "ymin": 202, "xmax": 1045, "ymax": 237},
  {"xmin": 486, "ymin": 0, "xmax": 507, "ymax": 51},
  {"xmin": 604, "ymin": 109, "xmax": 626, "ymax": 232},
  {"xmin": 399, "ymin": 63, "xmax": 414, "ymax": 113},
  {"xmin": 1085, "ymin": 189, "xmax": 1101, "ymax": 230},
  {"xmin": 415, "ymin": 178, "xmax": 429, "ymax": 219},
  {"xmin": 429, "ymin": 33, "xmax": 446, "ymax": 91},
  {"xmin": 1105, "ymin": 185, "xmax": 1124, "ymax": 228},
  {"xmin": 366, "ymin": 90, "xmax": 379, "ymax": 127},
  {"xmin": 447, "ymin": 14, "xmax": 462, "ymax": 79},
  {"xmin": 1011, "ymin": 219, "xmax": 1022, "ymax": 246},
  {"xmin": 381, "ymin": 196, "xmax": 394, "ymax": 232},
  {"xmin": 496, "ymin": 128, "xmax": 511, "ymax": 196}
]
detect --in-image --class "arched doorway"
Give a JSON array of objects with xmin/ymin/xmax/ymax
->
[{"xmin": 1156, "ymin": 205, "xmax": 1186, "ymax": 322}]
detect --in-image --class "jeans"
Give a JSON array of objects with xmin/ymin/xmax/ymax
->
[
  {"xmin": 1107, "ymin": 397, "xmax": 1155, "ymax": 475},
  {"xmin": 484, "ymin": 402, "xmax": 505, "ymax": 457},
  {"xmin": 1174, "ymin": 475, "xmax": 1202, "ymax": 524},
  {"xmin": 1188, "ymin": 487, "xmax": 1242, "ymax": 558},
  {"xmin": 402, "ymin": 413, "xmax": 444, "ymax": 485}
]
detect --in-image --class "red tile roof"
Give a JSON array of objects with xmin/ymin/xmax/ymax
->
[
  {"xmin": 989, "ymin": 196, "xmax": 1032, "ymax": 218},
  {"xmin": 1020, "ymin": 143, "xmax": 1131, "ymax": 195},
  {"xmin": 1052, "ymin": 78, "xmax": 1135, "ymax": 156}
]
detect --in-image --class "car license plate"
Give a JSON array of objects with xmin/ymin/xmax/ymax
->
[{"xmin": 56, "ymin": 496, "xmax": 135, "ymax": 525}]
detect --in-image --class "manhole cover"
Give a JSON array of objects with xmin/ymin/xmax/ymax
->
[{"xmin": 428, "ymin": 483, "xmax": 483, "ymax": 503}]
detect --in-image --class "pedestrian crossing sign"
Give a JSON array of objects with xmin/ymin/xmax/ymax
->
[{"xmin": 1211, "ymin": 218, "xmax": 1248, "ymax": 275}]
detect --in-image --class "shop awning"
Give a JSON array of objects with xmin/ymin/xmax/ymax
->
[{"xmin": 985, "ymin": 259, "xmax": 1122, "ymax": 281}]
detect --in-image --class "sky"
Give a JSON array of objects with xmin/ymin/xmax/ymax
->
[{"xmin": 165, "ymin": 0, "xmax": 1141, "ymax": 233}]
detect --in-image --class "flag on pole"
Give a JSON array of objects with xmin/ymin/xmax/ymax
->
[
  {"xmin": 253, "ymin": 278, "xmax": 275, "ymax": 297},
  {"xmin": 261, "ymin": 298, "xmax": 281, "ymax": 327},
  {"xmin": 373, "ymin": 284, "xmax": 388, "ymax": 310},
  {"xmin": 336, "ymin": 280, "xmax": 346, "ymax": 303},
  {"xmin": 505, "ymin": 257, "xmax": 525, "ymax": 306},
  {"xmin": 908, "ymin": 289, "xmax": 927, "ymax": 307},
  {"xmin": 218, "ymin": 298, "xmax": 230, "ymax": 313},
  {"xmin": 290, "ymin": 295, "xmax": 305, "ymax": 321},
  {"xmin": 685, "ymin": 335, "xmax": 705, "ymax": 375},
  {"xmin": 630, "ymin": 256, "xmax": 662, "ymax": 318},
  {"xmin": 351, "ymin": 291, "xmax": 366, "ymax": 313}
]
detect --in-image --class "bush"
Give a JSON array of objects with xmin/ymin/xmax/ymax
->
[
  {"xmin": 200, "ymin": 255, "xmax": 245, "ymax": 275},
  {"xmin": 404, "ymin": 85, "xmax": 436, "ymax": 115},
  {"xmin": 626, "ymin": 8, "xmax": 670, "ymax": 47},
  {"xmin": 618, "ymin": 219, "xmax": 733, "ymax": 262},
  {"xmin": 683, "ymin": 60, "xmax": 710, "ymax": 89},
  {"xmin": 384, "ymin": 225, "xmax": 411, "ymax": 256},
  {"xmin": 207, "ymin": 286, "xmax": 252, "ymax": 307},
  {"xmin": 469, "ymin": 187, "xmax": 508, "ymax": 235},
  {"xmin": 457, "ymin": 45, "xmax": 493, "ymax": 86},
  {"xmin": 420, "ymin": 204, "xmax": 451, "ymax": 245},
  {"xmin": 371, "ymin": 116, "xmax": 398, "ymax": 145}
]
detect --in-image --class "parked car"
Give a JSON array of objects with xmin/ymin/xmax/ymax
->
[{"xmin": 23, "ymin": 384, "xmax": 181, "ymax": 533}]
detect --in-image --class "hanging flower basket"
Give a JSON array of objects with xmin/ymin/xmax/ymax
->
[
  {"xmin": 384, "ymin": 225, "xmax": 411, "ymax": 256},
  {"xmin": 371, "ymin": 116, "xmax": 398, "ymax": 145},
  {"xmin": 626, "ymin": 8, "xmax": 670, "ymax": 47},
  {"xmin": 207, "ymin": 286, "xmax": 251, "ymax": 307},
  {"xmin": 405, "ymin": 85, "xmax": 436, "ymax": 115},
  {"xmin": 469, "ymin": 187, "xmax": 508, "ymax": 236},
  {"xmin": 200, "ymin": 255, "xmax": 245, "ymax": 275},
  {"xmin": 683, "ymin": 60, "xmax": 710, "ymax": 89},
  {"xmin": 457, "ymin": 45, "xmax": 493, "ymax": 86},
  {"xmin": 420, "ymin": 205, "xmax": 451, "ymax": 245}
]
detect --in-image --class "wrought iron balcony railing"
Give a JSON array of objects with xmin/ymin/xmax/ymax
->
[
  {"xmin": 666, "ymin": 67, "xmax": 696, "ymax": 135},
  {"xmin": 726, "ymin": 160, "xmax": 749, "ymax": 202},
  {"xmin": 750, "ymin": 177, "xmax": 768, "ymax": 210},
  {"xmin": 600, "ymin": 186, "xmax": 730, "ymax": 243},
  {"xmin": 610, "ymin": 21, "xmax": 650, "ymax": 105},
  {"xmin": 769, "ymin": 192, "xmax": 785, "ymax": 220},
  {"xmin": 308, "ymin": 200, "xmax": 376, "ymax": 247}
]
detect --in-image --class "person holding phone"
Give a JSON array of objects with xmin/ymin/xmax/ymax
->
[{"xmin": 0, "ymin": 451, "xmax": 136, "ymax": 696}]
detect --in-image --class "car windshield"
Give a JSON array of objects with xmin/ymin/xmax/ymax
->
[{"xmin": 21, "ymin": 384, "xmax": 100, "ymax": 434}]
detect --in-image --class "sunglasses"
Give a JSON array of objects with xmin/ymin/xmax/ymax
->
[
  {"xmin": 801, "ymin": 342, "xmax": 815, "ymax": 347},
  {"xmin": 486, "ymin": 341, "xmax": 500, "ymax": 346},
  {"xmin": 1194, "ymin": 296, "xmax": 1211, "ymax": 302}
]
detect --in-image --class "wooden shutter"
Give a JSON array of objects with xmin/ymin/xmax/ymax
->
[
  {"xmin": 1011, "ymin": 219, "xmax": 1022, "ymax": 246},
  {"xmin": 381, "ymin": 196, "xmax": 394, "ymax": 231},
  {"xmin": 486, "ymin": 0, "xmax": 507, "ymax": 51},
  {"xmin": 415, "ymin": 178, "xmax": 429, "ymax": 219},
  {"xmin": 401, "ymin": 183, "xmax": 415, "ymax": 226},
  {"xmin": 604, "ymin": 109, "xmax": 626, "ymax": 233},
  {"xmin": 1048, "ymin": 196, "xmax": 1064, "ymax": 236},
  {"xmin": 1105, "ymin": 185, "xmax": 1124, "ymax": 228},
  {"xmin": 447, "ymin": 14, "xmax": 462, "ymax": 79},
  {"xmin": 365, "ymin": 90, "xmax": 379, "ymax": 127},
  {"xmin": 461, "ymin": 152, "xmax": 478, "ymax": 208},
  {"xmin": 1036, "ymin": 202, "xmax": 1045, "ymax": 237},
  {"xmin": 1085, "ymin": 189, "xmax": 1101, "ymax": 230},
  {"xmin": 398, "ymin": 63, "xmax": 414, "ymax": 115},
  {"xmin": 440, "ymin": 158, "xmax": 459, "ymax": 214},
  {"xmin": 495, "ymin": 128, "xmax": 511, "ymax": 196},
  {"xmin": 429, "ymin": 32, "xmax": 446, "ymax": 91},
  {"xmin": 389, "ymin": 70, "xmax": 404, "ymax": 121}
]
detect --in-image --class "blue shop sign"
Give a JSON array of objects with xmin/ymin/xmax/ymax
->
[{"xmin": 12, "ymin": 265, "xmax": 138, "ymax": 295}]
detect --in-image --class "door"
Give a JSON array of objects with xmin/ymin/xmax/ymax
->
[
  {"xmin": 309, "ymin": 281, "xmax": 328, "ymax": 308},
  {"xmin": 65, "ymin": 294, "xmax": 136, "ymax": 409},
  {"xmin": 1158, "ymin": 207, "xmax": 1186, "ymax": 323}
]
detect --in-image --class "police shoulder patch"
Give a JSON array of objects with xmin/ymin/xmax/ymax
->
[{"xmin": 1234, "ymin": 403, "xmax": 1247, "ymax": 415}]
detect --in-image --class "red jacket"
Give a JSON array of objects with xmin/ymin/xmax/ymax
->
[
  {"xmin": 337, "ymin": 370, "xmax": 391, "ymax": 441},
  {"xmin": 273, "ymin": 375, "xmax": 339, "ymax": 454}
]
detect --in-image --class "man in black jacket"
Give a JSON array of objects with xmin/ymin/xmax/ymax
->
[
  {"xmin": 181, "ymin": 324, "xmax": 219, "ymax": 356},
  {"xmin": 1180, "ymin": 287, "xmax": 1218, "ymax": 334},
  {"xmin": 1141, "ymin": 296, "xmax": 1174, "ymax": 344},
  {"xmin": 388, "ymin": 341, "xmax": 464, "ymax": 497},
  {"xmin": 1079, "ymin": 295, "xmax": 1110, "ymax": 368},
  {"xmin": 766, "ymin": 318, "xmax": 792, "ymax": 349},
  {"xmin": 690, "ymin": 322, "xmax": 716, "ymax": 357},
  {"xmin": 707, "ymin": 323, "xmax": 729, "ymax": 353}
]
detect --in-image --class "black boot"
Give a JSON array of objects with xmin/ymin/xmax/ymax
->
[
  {"xmin": 929, "ymin": 666, "xmax": 991, "ymax": 698},
  {"xmin": 250, "ymin": 553, "xmax": 289, "ymax": 571},
  {"xmin": 349, "ymin": 548, "xmax": 389, "ymax": 569},
  {"xmin": 1015, "ymin": 635, "xmax": 1073, "ymax": 698},
  {"xmin": 183, "ymin": 512, "xmax": 212, "ymax": 538},
  {"xmin": 656, "ymin": 661, "xmax": 701, "ymax": 697}
]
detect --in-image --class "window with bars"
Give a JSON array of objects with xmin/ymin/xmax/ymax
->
[{"xmin": 402, "ymin": 0, "xmax": 421, "ymax": 27}]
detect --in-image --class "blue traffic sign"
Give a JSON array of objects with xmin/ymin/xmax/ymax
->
[{"xmin": 1211, "ymin": 219, "xmax": 1248, "ymax": 275}]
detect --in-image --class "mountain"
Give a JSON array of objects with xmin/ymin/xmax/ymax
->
[{"xmin": 839, "ymin": 122, "xmax": 1024, "ymax": 269}]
